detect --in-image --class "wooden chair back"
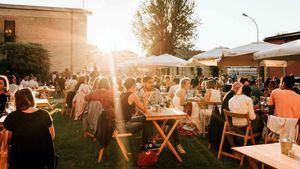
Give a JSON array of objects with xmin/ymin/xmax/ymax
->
[{"xmin": 0, "ymin": 130, "xmax": 9, "ymax": 169}]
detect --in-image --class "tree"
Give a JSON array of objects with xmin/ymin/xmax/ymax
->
[
  {"xmin": 133, "ymin": 0, "xmax": 200, "ymax": 56},
  {"xmin": 0, "ymin": 42, "xmax": 51, "ymax": 80}
]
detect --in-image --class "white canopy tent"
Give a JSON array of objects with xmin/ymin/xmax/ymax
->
[
  {"xmin": 253, "ymin": 40, "xmax": 300, "ymax": 61},
  {"xmin": 137, "ymin": 54, "xmax": 187, "ymax": 67},
  {"xmin": 193, "ymin": 46, "xmax": 229, "ymax": 60},
  {"xmin": 183, "ymin": 58, "xmax": 218, "ymax": 67},
  {"xmin": 218, "ymin": 42, "xmax": 278, "ymax": 66}
]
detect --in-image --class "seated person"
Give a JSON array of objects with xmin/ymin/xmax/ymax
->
[
  {"xmin": 0, "ymin": 75, "xmax": 10, "ymax": 113},
  {"xmin": 85, "ymin": 77, "xmax": 115, "ymax": 119},
  {"xmin": 137, "ymin": 76, "xmax": 185, "ymax": 153},
  {"xmin": 117, "ymin": 77, "xmax": 152, "ymax": 146},
  {"xmin": 268, "ymin": 75, "xmax": 300, "ymax": 118},
  {"xmin": 3, "ymin": 88, "xmax": 55, "ymax": 168},
  {"xmin": 229, "ymin": 85, "xmax": 263, "ymax": 133}
]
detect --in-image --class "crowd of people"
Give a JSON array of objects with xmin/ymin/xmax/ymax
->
[{"xmin": 0, "ymin": 66, "xmax": 300, "ymax": 168}]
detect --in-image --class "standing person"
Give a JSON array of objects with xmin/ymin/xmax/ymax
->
[
  {"xmin": 64, "ymin": 68, "xmax": 71, "ymax": 80},
  {"xmin": 0, "ymin": 75, "xmax": 10, "ymax": 113},
  {"xmin": 89, "ymin": 65, "xmax": 99, "ymax": 83},
  {"xmin": 65, "ymin": 74, "xmax": 78, "ymax": 113},
  {"xmin": 3, "ymin": 88, "xmax": 55, "ymax": 169}
]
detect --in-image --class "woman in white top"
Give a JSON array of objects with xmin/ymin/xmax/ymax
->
[
  {"xmin": 203, "ymin": 80, "xmax": 222, "ymax": 103},
  {"xmin": 197, "ymin": 80, "xmax": 222, "ymax": 133},
  {"xmin": 228, "ymin": 85, "xmax": 263, "ymax": 133},
  {"xmin": 173, "ymin": 78, "xmax": 190, "ymax": 111}
]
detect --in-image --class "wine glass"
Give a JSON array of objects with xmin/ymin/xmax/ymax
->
[{"xmin": 5, "ymin": 102, "xmax": 14, "ymax": 114}]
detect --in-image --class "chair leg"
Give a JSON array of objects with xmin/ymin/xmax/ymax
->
[
  {"xmin": 97, "ymin": 148, "xmax": 104, "ymax": 163},
  {"xmin": 218, "ymin": 123, "xmax": 227, "ymax": 159},
  {"xmin": 115, "ymin": 135, "xmax": 129, "ymax": 161},
  {"xmin": 203, "ymin": 113, "xmax": 206, "ymax": 137},
  {"xmin": 239, "ymin": 129, "xmax": 249, "ymax": 167}
]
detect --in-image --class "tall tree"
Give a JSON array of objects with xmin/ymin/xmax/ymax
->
[{"xmin": 133, "ymin": 0, "xmax": 200, "ymax": 56}]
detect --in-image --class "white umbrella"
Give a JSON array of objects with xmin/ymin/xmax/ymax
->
[
  {"xmin": 253, "ymin": 40, "xmax": 300, "ymax": 60},
  {"xmin": 138, "ymin": 54, "xmax": 187, "ymax": 67},
  {"xmin": 193, "ymin": 46, "xmax": 229, "ymax": 60},
  {"xmin": 218, "ymin": 42, "xmax": 278, "ymax": 66}
]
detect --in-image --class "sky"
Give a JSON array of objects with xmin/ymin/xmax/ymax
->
[{"xmin": 1, "ymin": 0, "xmax": 300, "ymax": 55}]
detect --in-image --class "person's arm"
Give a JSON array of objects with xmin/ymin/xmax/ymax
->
[
  {"xmin": 131, "ymin": 93, "xmax": 148, "ymax": 113},
  {"xmin": 179, "ymin": 90, "xmax": 186, "ymax": 106},
  {"xmin": 268, "ymin": 91, "xmax": 275, "ymax": 115},
  {"xmin": 248, "ymin": 98, "xmax": 256, "ymax": 120},
  {"xmin": 204, "ymin": 89, "xmax": 212, "ymax": 102},
  {"xmin": 84, "ymin": 91, "xmax": 93, "ymax": 102},
  {"xmin": 48, "ymin": 125, "xmax": 55, "ymax": 140}
]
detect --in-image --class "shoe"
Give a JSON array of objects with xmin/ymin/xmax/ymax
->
[{"xmin": 176, "ymin": 144, "xmax": 186, "ymax": 154}]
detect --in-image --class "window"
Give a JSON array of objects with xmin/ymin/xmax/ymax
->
[{"xmin": 4, "ymin": 20, "xmax": 16, "ymax": 43}]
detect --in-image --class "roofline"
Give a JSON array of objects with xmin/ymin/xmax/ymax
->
[
  {"xmin": 0, "ymin": 3, "xmax": 92, "ymax": 15},
  {"xmin": 264, "ymin": 31, "xmax": 300, "ymax": 41}
]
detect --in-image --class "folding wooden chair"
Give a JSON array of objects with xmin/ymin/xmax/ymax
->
[
  {"xmin": 97, "ymin": 129, "xmax": 132, "ymax": 162},
  {"xmin": 0, "ymin": 130, "xmax": 10, "ymax": 169},
  {"xmin": 218, "ymin": 109, "xmax": 260, "ymax": 167}
]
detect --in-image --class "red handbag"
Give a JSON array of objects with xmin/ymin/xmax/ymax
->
[{"xmin": 137, "ymin": 150, "xmax": 158, "ymax": 168}]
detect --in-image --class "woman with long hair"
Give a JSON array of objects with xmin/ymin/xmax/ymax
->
[{"xmin": 3, "ymin": 88, "xmax": 55, "ymax": 169}]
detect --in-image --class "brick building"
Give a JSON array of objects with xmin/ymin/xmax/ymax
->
[
  {"xmin": 264, "ymin": 31, "xmax": 300, "ymax": 77},
  {"xmin": 0, "ymin": 3, "xmax": 91, "ymax": 72}
]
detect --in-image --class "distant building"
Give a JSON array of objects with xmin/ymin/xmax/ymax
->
[
  {"xmin": 263, "ymin": 31, "xmax": 300, "ymax": 77},
  {"xmin": 0, "ymin": 3, "xmax": 92, "ymax": 72}
]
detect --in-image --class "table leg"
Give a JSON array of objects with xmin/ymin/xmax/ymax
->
[
  {"xmin": 247, "ymin": 157, "xmax": 259, "ymax": 169},
  {"xmin": 152, "ymin": 120, "xmax": 183, "ymax": 162},
  {"xmin": 154, "ymin": 120, "xmax": 168, "ymax": 140}
]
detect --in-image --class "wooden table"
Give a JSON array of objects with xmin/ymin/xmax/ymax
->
[
  {"xmin": 232, "ymin": 143, "xmax": 300, "ymax": 169},
  {"xmin": 36, "ymin": 98, "xmax": 52, "ymax": 110},
  {"xmin": 144, "ymin": 108, "xmax": 187, "ymax": 162},
  {"xmin": 36, "ymin": 88, "xmax": 55, "ymax": 100}
]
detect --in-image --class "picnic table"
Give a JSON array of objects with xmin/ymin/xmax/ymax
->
[
  {"xmin": 232, "ymin": 143, "xmax": 300, "ymax": 169},
  {"xmin": 144, "ymin": 108, "xmax": 187, "ymax": 162},
  {"xmin": 35, "ymin": 98, "xmax": 53, "ymax": 110},
  {"xmin": 36, "ymin": 87, "xmax": 55, "ymax": 100}
]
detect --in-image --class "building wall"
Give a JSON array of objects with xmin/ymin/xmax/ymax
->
[{"xmin": 0, "ymin": 6, "xmax": 89, "ymax": 72}]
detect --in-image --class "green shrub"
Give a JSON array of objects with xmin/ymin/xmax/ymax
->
[{"xmin": 0, "ymin": 42, "xmax": 51, "ymax": 80}]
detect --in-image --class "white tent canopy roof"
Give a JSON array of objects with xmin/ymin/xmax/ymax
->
[
  {"xmin": 137, "ymin": 53, "xmax": 187, "ymax": 67},
  {"xmin": 193, "ymin": 46, "xmax": 229, "ymax": 60},
  {"xmin": 253, "ymin": 39, "xmax": 300, "ymax": 60},
  {"xmin": 183, "ymin": 58, "xmax": 217, "ymax": 67},
  {"xmin": 224, "ymin": 42, "xmax": 278, "ymax": 56}
]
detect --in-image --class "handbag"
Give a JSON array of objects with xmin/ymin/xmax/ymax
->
[{"xmin": 137, "ymin": 150, "xmax": 158, "ymax": 169}]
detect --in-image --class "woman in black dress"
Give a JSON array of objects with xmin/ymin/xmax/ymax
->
[{"xmin": 3, "ymin": 88, "xmax": 56, "ymax": 169}]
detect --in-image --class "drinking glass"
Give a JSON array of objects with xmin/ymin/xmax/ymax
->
[{"xmin": 5, "ymin": 102, "xmax": 14, "ymax": 114}]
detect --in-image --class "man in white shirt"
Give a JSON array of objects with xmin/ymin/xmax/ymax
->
[
  {"xmin": 228, "ymin": 85, "xmax": 263, "ymax": 133},
  {"xmin": 27, "ymin": 76, "xmax": 39, "ymax": 89},
  {"xmin": 65, "ymin": 75, "xmax": 78, "ymax": 92},
  {"xmin": 168, "ymin": 78, "xmax": 180, "ymax": 98},
  {"xmin": 19, "ymin": 75, "xmax": 29, "ymax": 88}
]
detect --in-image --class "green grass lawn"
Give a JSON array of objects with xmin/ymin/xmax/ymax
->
[{"xmin": 51, "ymin": 109, "xmax": 245, "ymax": 169}]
